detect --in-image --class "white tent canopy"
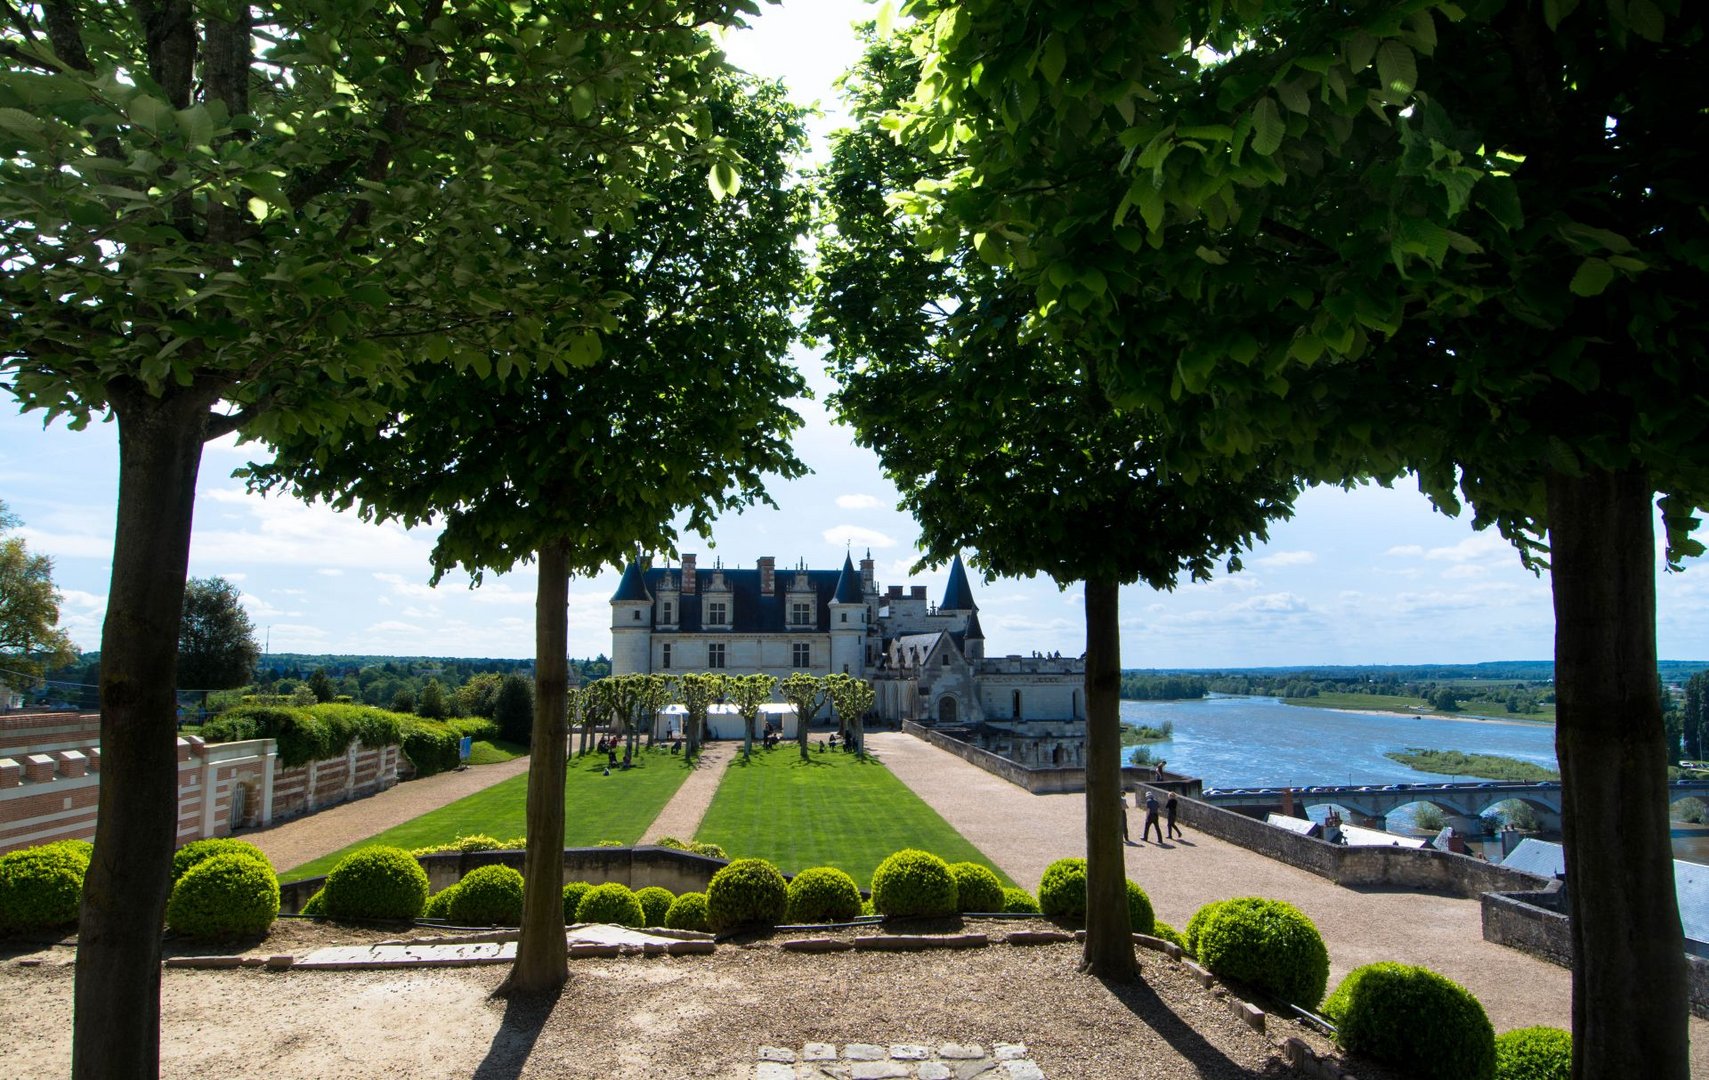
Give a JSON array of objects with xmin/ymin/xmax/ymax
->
[{"xmin": 651, "ymin": 702, "xmax": 799, "ymax": 740}]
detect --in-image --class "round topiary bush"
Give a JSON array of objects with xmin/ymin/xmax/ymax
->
[
  {"xmin": 1183, "ymin": 899, "xmax": 1225, "ymax": 957},
  {"xmin": 422, "ymin": 886, "xmax": 458, "ymax": 920},
  {"xmin": 0, "ymin": 841, "xmax": 91, "ymax": 932},
  {"xmin": 1494, "ymin": 1026, "xmax": 1571, "ymax": 1080},
  {"xmin": 870, "ymin": 849, "xmax": 958, "ymax": 918},
  {"xmin": 322, "ymin": 846, "xmax": 429, "ymax": 921},
  {"xmin": 165, "ymin": 853, "xmax": 279, "ymax": 938},
  {"xmin": 1001, "ymin": 887, "xmax": 1041, "ymax": 914},
  {"xmin": 172, "ymin": 838, "xmax": 270, "ymax": 883},
  {"xmin": 562, "ymin": 881, "xmax": 594, "ymax": 923},
  {"xmin": 1149, "ymin": 920, "xmax": 1186, "ymax": 950},
  {"xmin": 948, "ymin": 862, "xmax": 1004, "ymax": 914},
  {"xmin": 574, "ymin": 882, "xmax": 644, "ymax": 928},
  {"xmin": 1125, "ymin": 879, "xmax": 1156, "ymax": 935},
  {"xmin": 1037, "ymin": 857, "xmax": 1088, "ymax": 920},
  {"xmin": 634, "ymin": 885, "xmax": 675, "ymax": 926},
  {"xmin": 1192, "ymin": 897, "xmax": 1330, "ymax": 1008},
  {"xmin": 1322, "ymin": 962, "xmax": 1496, "ymax": 1080},
  {"xmin": 299, "ymin": 888, "xmax": 327, "ymax": 916},
  {"xmin": 663, "ymin": 891, "xmax": 711, "ymax": 932},
  {"xmin": 705, "ymin": 858, "xmax": 789, "ymax": 933},
  {"xmin": 447, "ymin": 865, "xmax": 524, "ymax": 926},
  {"xmin": 785, "ymin": 866, "xmax": 863, "ymax": 923}
]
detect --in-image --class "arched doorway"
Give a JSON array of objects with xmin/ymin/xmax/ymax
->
[{"xmin": 938, "ymin": 696, "xmax": 958, "ymax": 724}]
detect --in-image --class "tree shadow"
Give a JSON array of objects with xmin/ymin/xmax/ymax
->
[
  {"xmin": 1097, "ymin": 975, "xmax": 1286, "ymax": 1077},
  {"xmin": 473, "ymin": 983, "xmax": 564, "ymax": 1080}
]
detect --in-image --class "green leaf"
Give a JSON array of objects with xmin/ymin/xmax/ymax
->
[
  {"xmin": 1376, "ymin": 41, "xmax": 1417, "ymax": 99},
  {"xmin": 1276, "ymin": 79, "xmax": 1310, "ymax": 116},
  {"xmin": 1569, "ymin": 257, "xmax": 1615, "ymax": 297},
  {"xmin": 176, "ymin": 105, "xmax": 214, "ymax": 147},
  {"xmin": 708, "ymin": 162, "xmax": 741, "ymax": 201},
  {"xmin": 129, "ymin": 93, "xmax": 174, "ymax": 133},
  {"xmin": 1346, "ymin": 30, "xmax": 1378, "ymax": 73},
  {"xmin": 570, "ymin": 84, "xmax": 596, "ymax": 120},
  {"xmin": 1250, "ymin": 96, "xmax": 1284, "ymax": 157},
  {"xmin": 1624, "ymin": 0, "xmax": 1665, "ymax": 42},
  {"xmin": 1194, "ymin": 245, "xmax": 1228, "ymax": 265},
  {"xmin": 1039, "ymin": 34, "xmax": 1067, "ymax": 86},
  {"xmin": 567, "ymin": 331, "xmax": 603, "ymax": 368},
  {"xmin": 1541, "ymin": 0, "xmax": 1580, "ymax": 30}
]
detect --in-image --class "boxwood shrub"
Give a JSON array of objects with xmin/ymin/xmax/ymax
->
[
  {"xmin": 1192, "ymin": 897, "xmax": 1330, "ymax": 1008},
  {"xmin": 634, "ymin": 885, "xmax": 676, "ymax": 926},
  {"xmin": 299, "ymin": 888, "xmax": 327, "ymax": 916},
  {"xmin": 322, "ymin": 846, "xmax": 429, "ymax": 920},
  {"xmin": 1183, "ymin": 899, "xmax": 1224, "ymax": 957},
  {"xmin": 0, "ymin": 840, "xmax": 91, "ymax": 932},
  {"xmin": 1001, "ymin": 886, "xmax": 1041, "ymax": 914},
  {"xmin": 1322, "ymin": 962, "xmax": 1496, "ymax": 1080},
  {"xmin": 870, "ymin": 849, "xmax": 957, "ymax": 918},
  {"xmin": 1037, "ymin": 857, "xmax": 1088, "ymax": 920},
  {"xmin": 705, "ymin": 858, "xmax": 789, "ymax": 933},
  {"xmin": 1125, "ymin": 880, "xmax": 1156, "ymax": 935},
  {"xmin": 663, "ymin": 891, "xmax": 711, "ymax": 932},
  {"xmin": 447, "ymin": 865, "xmax": 525, "ymax": 926},
  {"xmin": 562, "ymin": 881, "xmax": 594, "ymax": 923},
  {"xmin": 653, "ymin": 835, "xmax": 729, "ymax": 859},
  {"xmin": 172, "ymin": 838, "xmax": 271, "ymax": 883},
  {"xmin": 166, "ymin": 853, "xmax": 279, "ymax": 938},
  {"xmin": 423, "ymin": 886, "xmax": 459, "ymax": 920},
  {"xmin": 1494, "ymin": 1026, "xmax": 1571, "ymax": 1080},
  {"xmin": 1149, "ymin": 920, "xmax": 1186, "ymax": 950},
  {"xmin": 785, "ymin": 866, "xmax": 863, "ymax": 924},
  {"xmin": 948, "ymin": 862, "xmax": 1004, "ymax": 914},
  {"xmin": 574, "ymin": 882, "xmax": 644, "ymax": 928}
]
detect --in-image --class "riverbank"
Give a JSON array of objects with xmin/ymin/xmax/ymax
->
[{"xmin": 1278, "ymin": 699, "xmax": 1556, "ymax": 727}]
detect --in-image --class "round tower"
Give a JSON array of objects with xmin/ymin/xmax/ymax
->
[
  {"xmin": 609, "ymin": 561, "xmax": 653, "ymax": 675},
  {"xmin": 829, "ymin": 553, "xmax": 866, "ymax": 678}
]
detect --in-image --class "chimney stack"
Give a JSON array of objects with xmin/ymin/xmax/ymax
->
[
  {"xmin": 681, "ymin": 554, "xmax": 697, "ymax": 594},
  {"xmin": 758, "ymin": 556, "xmax": 776, "ymax": 595},
  {"xmin": 910, "ymin": 586, "xmax": 927, "ymax": 599},
  {"xmin": 860, "ymin": 552, "xmax": 875, "ymax": 592}
]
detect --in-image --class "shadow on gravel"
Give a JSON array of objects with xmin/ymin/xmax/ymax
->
[
  {"xmin": 1098, "ymin": 976, "xmax": 1291, "ymax": 1078},
  {"xmin": 474, "ymin": 984, "xmax": 563, "ymax": 1080}
]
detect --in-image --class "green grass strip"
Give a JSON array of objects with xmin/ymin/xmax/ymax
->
[
  {"xmin": 281, "ymin": 747, "xmax": 692, "ymax": 882},
  {"xmin": 695, "ymin": 743, "xmax": 1011, "ymax": 889}
]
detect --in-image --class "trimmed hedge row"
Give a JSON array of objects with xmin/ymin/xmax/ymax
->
[
  {"xmin": 0, "ymin": 839, "xmax": 92, "ymax": 932},
  {"xmin": 166, "ymin": 853, "xmax": 279, "ymax": 938},
  {"xmin": 198, "ymin": 702, "xmax": 487, "ymax": 777},
  {"xmin": 1322, "ymin": 961, "xmax": 1496, "ymax": 1080}
]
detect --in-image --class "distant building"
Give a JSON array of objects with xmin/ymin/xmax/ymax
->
[{"xmin": 610, "ymin": 551, "xmax": 1083, "ymax": 726}]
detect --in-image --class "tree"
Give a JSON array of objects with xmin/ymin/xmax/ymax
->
[
  {"xmin": 456, "ymin": 672, "xmax": 506, "ymax": 721},
  {"xmin": 417, "ymin": 677, "xmax": 447, "ymax": 720},
  {"xmin": 306, "ymin": 667, "xmax": 335, "ymax": 704},
  {"xmin": 679, "ymin": 672, "xmax": 726, "ymax": 759},
  {"xmin": 825, "ymin": 673, "xmax": 875, "ymax": 759},
  {"xmin": 244, "ymin": 67, "xmax": 810, "ymax": 996},
  {"xmin": 1, "ymin": 4, "xmax": 768, "ymax": 1072},
  {"xmin": 880, "ymin": 2, "xmax": 1707, "ymax": 1071},
  {"xmin": 815, "ymin": 29, "xmax": 1296, "ymax": 979},
  {"xmin": 176, "ymin": 577, "xmax": 258, "ymax": 692},
  {"xmin": 779, "ymin": 672, "xmax": 831, "ymax": 762},
  {"xmin": 493, "ymin": 674, "xmax": 534, "ymax": 746},
  {"xmin": 1686, "ymin": 673, "xmax": 1709, "ymax": 764},
  {"xmin": 0, "ymin": 499, "xmax": 77, "ymax": 683},
  {"xmin": 727, "ymin": 672, "xmax": 778, "ymax": 760}
]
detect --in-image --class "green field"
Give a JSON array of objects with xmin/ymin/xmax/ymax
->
[
  {"xmin": 1385, "ymin": 748, "xmax": 1559, "ymax": 782},
  {"xmin": 1284, "ymin": 691, "xmax": 1556, "ymax": 724},
  {"xmin": 280, "ymin": 748, "xmax": 692, "ymax": 882},
  {"xmin": 695, "ymin": 745, "xmax": 1011, "ymax": 889}
]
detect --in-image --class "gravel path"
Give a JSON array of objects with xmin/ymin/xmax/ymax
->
[
  {"xmin": 866, "ymin": 731, "xmax": 1709, "ymax": 1069},
  {"xmin": 642, "ymin": 742, "xmax": 736, "ymax": 844},
  {"xmin": 243, "ymin": 756, "xmax": 532, "ymax": 872}
]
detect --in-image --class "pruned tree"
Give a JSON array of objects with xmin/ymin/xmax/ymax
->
[
  {"xmin": 176, "ymin": 577, "xmax": 259, "ymax": 693},
  {"xmin": 0, "ymin": 499, "xmax": 77, "ymax": 683},
  {"xmin": 825, "ymin": 673, "xmax": 875, "ymax": 759},
  {"xmin": 877, "ymin": 2, "xmax": 1709, "ymax": 1069},
  {"xmin": 727, "ymin": 672, "xmax": 778, "ymax": 760},
  {"xmin": 815, "ymin": 27, "xmax": 1297, "ymax": 979},
  {"xmin": 678, "ymin": 672, "xmax": 725, "ymax": 759},
  {"xmin": 779, "ymin": 672, "xmax": 830, "ymax": 762}
]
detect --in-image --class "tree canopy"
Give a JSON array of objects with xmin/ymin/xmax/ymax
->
[
  {"xmin": 176, "ymin": 577, "xmax": 259, "ymax": 692},
  {"xmin": 0, "ymin": 499, "xmax": 77, "ymax": 682}
]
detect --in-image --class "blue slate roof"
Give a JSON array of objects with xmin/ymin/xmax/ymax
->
[
  {"xmin": 639, "ymin": 567, "xmax": 847, "ymax": 634},
  {"xmin": 1501, "ymin": 838, "xmax": 1709, "ymax": 952},
  {"xmin": 611, "ymin": 561, "xmax": 652, "ymax": 603},
  {"xmin": 941, "ymin": 554, "xmax": 976, "ymax": 611},
  {"xmin": 833, "ymin": 554, "xmax": 863, "ymax": 604},
  {"xmin": 1501, "ymin": 837, "xmax": 1566, "ymax": 879}
]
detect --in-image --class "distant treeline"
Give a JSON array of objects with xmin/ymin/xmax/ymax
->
[{"xmin": 1118, "ymin": 674, "xmax": 1209, "ymax": 701}]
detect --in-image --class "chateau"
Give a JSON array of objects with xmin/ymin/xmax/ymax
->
[{"xmin": 609, "ymin": 552, "xmax": 1084, "ymax": 727}]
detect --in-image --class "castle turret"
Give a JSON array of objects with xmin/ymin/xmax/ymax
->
[
  {"xmin": 610, "ymin": 561, "xmax": 653, "ymax": 675},
  {"xmin": 964, "ymin": 610, "xmax": 985, "ymax": 661},
  {"xmin": 829, "ymin": 553, "xmax": 865, "ymax": 677},
  {"xmin": 940, "ymin": 553, "xmax": 976, "ymax": 612}
]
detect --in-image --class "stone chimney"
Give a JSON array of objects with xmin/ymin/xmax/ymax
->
[
  {"xmin": 681, "ymin": 554, "xmax": 697, "ymax": 594},
  {"xmin": 758, "ymin": 556, "xmax": 776, "ymax": 595},
  {"xmin": 887, "ymin": 585, "xmax": 903, "ymax": 599},
  {"xmin": 860, "ymin": 551, "xmax": 875, "ymax": 592},
  {"xmin": 910, "ymin": 586, "xmax": 927, "ymax": 600}
]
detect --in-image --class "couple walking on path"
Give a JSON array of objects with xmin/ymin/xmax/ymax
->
[{"xmin": 1122, "ymin": 788, "xmax": 1182, "ymax": 845}]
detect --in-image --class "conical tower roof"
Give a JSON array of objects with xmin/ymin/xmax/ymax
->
[
  {"xmin": 610, "ymin": 560, "xmax": 652, "ymax": 603},
  {"xmin": 940, "ymin": 554, "xmax": 976, "ymax": 611},
  {"xmin": 832, "ymin": 553, "xmax": 863, "ymax": 604}
]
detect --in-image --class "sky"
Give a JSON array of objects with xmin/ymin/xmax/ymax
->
[{"xmin": 1, "ymin": 0, "xmax": 1704, "ymax": 673}]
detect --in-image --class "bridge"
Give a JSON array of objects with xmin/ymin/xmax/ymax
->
[{"xmin": 1202, "ymin": 779, "xmax": 1709, "ymax": 834}]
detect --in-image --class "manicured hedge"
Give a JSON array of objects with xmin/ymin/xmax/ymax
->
[
  {"xmin": 1323, "ymin": 962, "xmax": 1496, "ymax": 1080},
  {"xmin": 562, "ymin": 881, "xmax": 594, "ymax": 922},
  {"xmin": 664, "ymin": 891, "xmax": 711, "ymax": 932},
  {"xmin": 400, "ymin": 721, "xmax": 463, "ymax": 777},
  {"xmin": 948, "ymin": 862, "xmax": 1004, "ymax": 914},
  {"xmin": 1191, "ymin": 897, "xmax": 1330, "ymax": 1008},
  {"xmin": 635, "ymin": 886, "xmax": 676, "ymax": 927},
  {"xmin": 1001, "ymin": 887, "xmax": 1041, "ymax": 914},
  {"xmin": 785, "ymin": 866, "xmax": 863, "ymax": 923},
  {"xmin": 166, "ymin": 853, "xmax": 279, "ymax": 938},
  {"xmin": 448, "ymin": 865, "xmax": 524, "ymax": 926},
  {"xmin": 1494, "ymin": 1026, "xmax": 1571, "ymax": 1080},
  {"xmin": 1037, "ymin": 858, "xmax": 1088, "ymax": 920},
  {"xmin": 0, "ymin": 840, "xmax": 91, "ymax": 932},
  {"xmin": 322, "ymin": 846, "xmax": 429, "ymax": 920},
  {"xmin": 423, "ymin": 886, "xmax": 459, "ymax": 920},
  {"xmin": 870, "ymin": 849, "xmax": 957, "ymax": 918},
  {"xmin": 706, "ymin": 858, "xmax": 789, "ymax": 933},
  {"xmin": 575, "ymin": 882, "xmax": 644, "ymax": 928},
  {"xmin": 173, "ymin": 838, "xmax": 271, "ymax": 883},
  {"xmin": 201, "ymin": 702, "xmax": 407, "ymax": 768}
]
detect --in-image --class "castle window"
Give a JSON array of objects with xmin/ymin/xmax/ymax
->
[
  {"xmin": 1012, "ymin": 690, "xmax": 1022, "ymax": 719},
  {"xmin": 708, "ymin": 642, "xmax": 726, "ymax": 669},
  {"xmin": 633, "ymin": 610, "xmax": 641, "ymax": 621},
  {"xmin": 709, "ymin": 601, "xmax": 727, "ymax": 625},
  {"xmin": 792, "ymin": 643, "xmax": 810, "ymax": 668},
  {"xmin": 663, "ymin": 602, "xmax": 673, "ymax": 623},
  {"xmin": 791, "ymin": 602, "xmax": 811, "ymax": 626},
  {"xmin": 840, "ymin": 612, "xmax": 848, "ymax": 623},
  {"xmin": 941, "ymin": 652, "xmax": 950, "ymax": 667},
  {"xmin": 661, "ymin": 644, "xmax": 672, "ymax": 669}
]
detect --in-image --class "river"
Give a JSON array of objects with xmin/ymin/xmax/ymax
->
[{"xmin": 1120, "ymin": 694, "xmax": 1708, "ymax": 865}]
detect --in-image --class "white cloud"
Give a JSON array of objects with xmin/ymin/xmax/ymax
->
[
  {"xmin": 822, "ymin": 524, "xmax": 896, "ymax": 550},
  {"xmin": 276, "ymin": 587, "xmax": 306, "ymax": 597},
  {"xmin": 1386, "ymin": 544, "xmax": 1426, "ymax": 558},
  {"xmin": 1254, "ymin": 551, "xmax": 1316, "ymax": 569},
  {"xmin": 15, "ymin": 526, "xmax": 114, "ymax": 560},
  {"xmin": 215, "ymin": 572, "xmax": 248, "ymax": 582},
  {"xmin": 835, "ymin": 494, "xmax": 884, "ymax": 510},
  {"xmin": 373, "ymin": 572, "xmax": 439, "ymax": 600},
  {"xmin": 1422, "ymin": 533, "xmax": 1512, "ymax": 563},
  {"xmin": 317, "ymin": 568, "xmax": 344, "ymax": 577},
  {"xmin": 191, "ymin": 488, "xmax": 435, "ymax": 570},
  {"xmin": 1440, "ymin": 564, "xmax": 1490, "ymax": 580}
]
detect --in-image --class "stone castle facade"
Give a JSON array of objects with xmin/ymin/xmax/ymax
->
[{"xmin": 610, "ymin": 552, "xmax": 1083, "ymax": 726}]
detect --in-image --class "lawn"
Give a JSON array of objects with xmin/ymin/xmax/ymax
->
[
  {"xmin": 694, "ymin": 744, "xmax": 1011, "ymax": 889},
  {"xmin": 1285, "ymin": 691, "xmax": 1556, "ymax": 724},
  {"xmin": 280, "ymin": 747, "xmax": 693, "ymax": 882},
  {"xmin": 466, "ymin": 738, "xmax": 528, "ymax": 765}
]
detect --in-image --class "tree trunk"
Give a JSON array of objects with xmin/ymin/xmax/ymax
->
[
  {"xmin": 74, "ymin": 389, "xmax": 212, "ymax": 1080},
  {"xmin": 500, "ymin": 540, "xmax": 570, "ymax": 993},
  {"xmin": 1080, "ymin": 576, "xmax": 1136, "ymax": 978},
  {"xmin": 743, "ymin": 715, "xmax": 753, "ymax": 760},
  {"xmin": 1546, "ymin": 468, "xmax": 1686, "ymax": 1079},
  {"xmin": 798, "ymin": 698, "xmax": 811, "ymax": 761}
]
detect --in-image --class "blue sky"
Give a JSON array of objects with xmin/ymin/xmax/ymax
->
[{"xmin": 1, "ymin": 1, "xmax": 1703, "ymax": 669}]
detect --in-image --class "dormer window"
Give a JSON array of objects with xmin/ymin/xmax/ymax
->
[
  {"xmin": 709, "ymin": 601, "xmax": 727, "ymax": 625},
  {"xmin": 663, "ymin": 602, "xmax": 673, "ymax": 623},
  {"xmin": 791, "ymin": 602, "xmax": 811, "ymax": 626}
]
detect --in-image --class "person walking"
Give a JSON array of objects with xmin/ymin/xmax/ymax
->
[
  {"xmin": 1142, "ymin": 791, "xmax": 1164, "ymax": 843},
  {"xmin": 1119, "ymin": 787, "xmax": 1132, "ymax": 844},
  {"xmin": 1165, "ymin": 792, "xmax": 1183, "ymax": 839}
]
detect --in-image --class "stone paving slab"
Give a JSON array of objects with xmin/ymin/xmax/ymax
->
[
  {"xmin": 755, "ymin": 1042, "xmax": 1044, "ymax": 1079},
  {"xmin": 296, "ymin": 924, "xmax": 700, "ymax": 969}
]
